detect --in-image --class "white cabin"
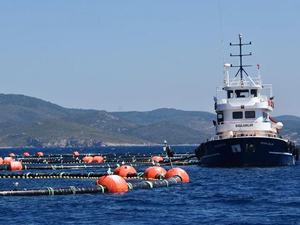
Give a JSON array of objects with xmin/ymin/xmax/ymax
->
[{"xmin": 213, "ymin": 63, "xmax": 282, "ymax": 140}]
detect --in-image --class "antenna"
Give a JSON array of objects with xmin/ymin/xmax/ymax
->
[
  {"xmin": 229, "ymin": 33, "xmax": 252, "ymax": 80},
  {"xmin": 218, "ymin": 0, "xmax": 225, "ymax": 67}
]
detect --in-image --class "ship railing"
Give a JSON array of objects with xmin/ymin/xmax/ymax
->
[
  {"xmin": 210, "ymin": 131, "xmax": 280, "ymax": 141},
  {"xmin": 227, "ymin": 77, "xmax": 262, "ymax": 87},
  {"xmin": 218, "ymin": 95, "xmax": 269, "ymax": 104}
]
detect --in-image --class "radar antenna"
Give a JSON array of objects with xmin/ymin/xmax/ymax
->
[{"xmin": 230, "ymin": 33, "xmax": 252, "ymax": 80}]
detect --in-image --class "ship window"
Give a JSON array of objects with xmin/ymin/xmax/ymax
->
[
  {"xmin": 217, "ymin": 112, "xmax": 224, "ymax": 123},
  {"xmin": 227, "ymin": 90, "xmax": 234, "ymax": 98},
  {"xmin": 251, "ymin": 89, "xmax": 257, "ymax": 97},
  {"xmin": 263, "ymin": 112, "xmax": 268, "ymax": 120},
  {"xmin": 233, "ymin": 111, "xmax": 243, "ymax": 119},
  {"xmin": 235, "ymin": 90, "xmax": 249, "ymax": 98},
  {"xmin": 245, "ymin": 111, "xmax": 255, "ymax": 118}
]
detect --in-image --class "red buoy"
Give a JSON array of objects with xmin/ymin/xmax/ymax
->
[
  {"xmin": 114, "ymin": 165, "xmax": 137, "ymax": 177},
  {"xmin": 96, "ymin": 175, "xmax": 128, "ymax": 193},
  {"xmin": 0, "ymin": 157, "xmax": 3, "ymax": 164},
  {"xmin": 83, "ymin": 156, "xmax": 93, "ymax": 163},
  {"xmin": 3, "ymin": 157, "xmax": 14, "ymax": 164},
  {"xmin": 152, "ymin": 156, "xmax": 164, "ymax": 162},
  {"xmin": 93, "ymin": 156, "xmax": 104, "ymax": 163},
  {"xmin": 73, "ymin": 151, "xmax": 80, "ymax": 157},
  {"xmin": 165, "ymin": 168, "xmax": 189, "ymax": 183},
  {"xmin": 9, "ymin": 161, "xmax": 23, "ymax": 171},
  {"xmin": 23, "ymin": 152, "xmax": 30, "ymax": 157},
  {"xmin": 143, "ymin": 166, "xmax": 167, "ymax": 179},
  {"xmin": 37, "ymin": 152, "xmax": 44, "ymax": 157},
  {"xmin": 8, "ymin": 153, "xmax": 15, "ymax": 157}
]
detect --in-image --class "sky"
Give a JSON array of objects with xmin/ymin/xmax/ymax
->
[{"xmin": 0, "ymin": 0, "xmax": 299, "ymax": 116}]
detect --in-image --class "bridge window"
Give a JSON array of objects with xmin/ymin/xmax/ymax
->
[
  {"xmin": 227, "ymin": 90, "xmax": 234, "ymax": 98},
  {"xmin": 251, "ymin": 89, "xmax": 257, "ymax": 97},
  {"xmin": 245, "ymin": 111, "xmax": 255, "ymax": 118},
  {"xmin": 217, "ymin": 112, "xmax": 224, "ymax": 123},
  {"xmin": 235, "ymin": 90, "xmax": 249, "ymax": 98},
  {"xmin": 233, "ymin": 111, "xmax": 243, "ymax": 119}
]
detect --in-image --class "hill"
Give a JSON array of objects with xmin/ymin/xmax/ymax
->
[
  {"xmin": 113, "ymin": 108, "xmax": 215, "ymax": 134},
  {"xmin": 0, "ymin": 93, "xmax": 299, "ymax": 147}
]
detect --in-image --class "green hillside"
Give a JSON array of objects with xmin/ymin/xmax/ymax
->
[
  {"xmin": 113, "ymin": 108, "xmax": 216, "ymax": 135},
  {"xmin": 0, "ymin": 93, "xmax": 299, "ymax": 147},
  {"xmin": 0, "ymin": 94, "xmax": 69, "ymax": 127},
  {"xmin": 0, "ymin": 119, "xmax": 147, "ymax": 147},
  {"xmin": 123, "ymin": 121, "xmax": 210, "ymax": 145},
  {"xmin": 63, "ymin": 110, "xmax": 138, "ymax": 133}
]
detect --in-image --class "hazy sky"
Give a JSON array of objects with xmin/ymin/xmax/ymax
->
[{"xmin": 0, "ymin": 1, "xmax": 299, "ymax": 116}]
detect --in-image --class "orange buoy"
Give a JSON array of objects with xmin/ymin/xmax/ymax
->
[
  {"xmin": 96, "ymin": 175, "xmax": 128, "ymax": 193},
  {"xmin": 143, "ymin": 166, "xmax": 167, "ymax": 179},
  {"xmin": 3, "ymin": 157, "xmax": 14, "ymax": 164},
  {"xmin": 114, "ymin": 166, "xmax": 121, "ymax": 175},
  {"xmin": 83, "ymin": 156, "xmax": 93, "ymax": 163},
  {"xmin": 165, "ymin": 168, "xmax": 189, "ymax": 183},
  {"xmin": 114, "ymin": 165, "xmax": 137, "ymax": 177},
  {"xmin": 73, "ymin": 151, "xmax": 80, "ymax": 157},
  {"xmin": 93, "ymin": 156, "xmax": 104, "ymax": 163},
  {"xmin": 23, "ymin": 152, "xmax": 30, "ymax": 157},
  {"xmin": 8, "ymin": 153, "xmax": 15, "ymax": 157},
  {"xmin": 152, "ymin": 156, "xmax": 164, "ymax": 162},
  {"xmin": 9, "ymin": 161, "xmax": 23, "ymax": 171},
  {"xmin": 0, "ymin": 157, "xmax": 3, "ymax": 164},
  {"xmin": 37, "ymin": 152, "xmax": 44, "ymax": 157}
]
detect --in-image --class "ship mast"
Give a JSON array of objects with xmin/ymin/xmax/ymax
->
[{"xmin": 230, "ymin": 33, "xmax": 252, "ymax": 82}]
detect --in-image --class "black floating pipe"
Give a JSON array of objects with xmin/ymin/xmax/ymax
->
[
  {"xmin": 0, "ymin": 165, "xmax": 9, "ymax": 171},
  {"xmin": 22, "ymin": 164, "xmax": 116, "ymax": 170},
  {"xmin": 0, "ymin": 176, "xmax": 185, "ymax": 197},
  {"xmin": 21, "ymin": 163, "xmax": 153, "ymax": 170},
  {"xmin": 10, "ymin": 153, "xmax": 196, "ymax": 165},
  {"xmin": 127, "ymin": 176, "xmax": 182, "ymax": 190},
  {"xmin": 0, "ymin": 185, "xmax": 108, "ymax": 196},
  {"xmin": 0, "ymin": 172, "xmax": 108, "ymax": 179},
  {"xmin": 16, "ymin": 159, "xmax": 82, "ymax": 164}
]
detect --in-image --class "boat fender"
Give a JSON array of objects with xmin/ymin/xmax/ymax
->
[
  {"xmin": 8, "ymin": 153, "xmax": 15, "ymax": 157},
  {"xmin": 23, "ymin": 152, "xmax": 30, "ymax": 157}
]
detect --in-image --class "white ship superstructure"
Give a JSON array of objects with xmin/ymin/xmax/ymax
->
[
  {"xmin": 195, "ymin": 34, "xmax": 298, "ymax": 167},
  {"xmin": 214, "ymin": 61, "xmax": 281, "ymax": 140}
]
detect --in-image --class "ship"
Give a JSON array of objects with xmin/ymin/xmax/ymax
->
[{"xmin": 195, "ymin": 34, "xmax": 299, "ymax": 167}]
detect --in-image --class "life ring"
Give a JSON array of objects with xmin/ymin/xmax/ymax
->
[{"xmin": 268, "ymin": 99, "xmax": 274, "ymax": 108}]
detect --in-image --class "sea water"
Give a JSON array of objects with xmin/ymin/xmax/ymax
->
[{"xmin": 0, "ymin": 146, "xmax": 300, "ymax": 225}]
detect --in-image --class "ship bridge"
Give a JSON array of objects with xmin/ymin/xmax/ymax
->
[{"xmin": 212, "ymin": 34, "xmax": 280, "ymax": 140}]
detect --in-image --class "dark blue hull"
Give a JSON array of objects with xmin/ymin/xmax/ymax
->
[{"xmin": 196, "ymin": 137, "xmax": 296, "ymax": 167}]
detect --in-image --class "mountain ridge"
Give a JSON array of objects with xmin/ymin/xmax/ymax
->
[{"xmin": 0, "ymin": 93, "xmax": 299, "ymax": 147}]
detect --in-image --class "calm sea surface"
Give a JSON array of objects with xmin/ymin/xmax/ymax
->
[{"xmin": 1, "ymin": 146, "xmax": 300, "ymax": 225}]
